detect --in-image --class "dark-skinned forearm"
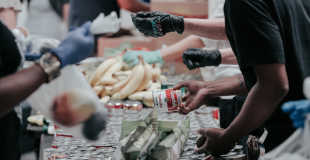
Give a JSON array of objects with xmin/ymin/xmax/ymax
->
[
  {"xmin": 0, "ymin": 65, "xmax": 47, "ymax": 116},
  {"xmin": 205, "ymin": 74, "xmax": 248, "ymax": 98},
  {"xmin": 184, "ymin": 18, "xmax": 228, "ymax": 40},
  {"xmin": 224, "ymin": 64, "xmax": 289, "ymax": 141}
]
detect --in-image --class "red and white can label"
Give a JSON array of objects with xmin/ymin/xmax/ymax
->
[{"xmin": 153, "ymin": 89, "xmax": 182, "ymax": 113}]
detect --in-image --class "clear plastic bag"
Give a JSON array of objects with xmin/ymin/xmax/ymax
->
[
  {"xmin": 27, "ymin": 65, "xmax": 108, "ymax": 143},
  {"xmin": 260, "ymin": 115, "xmax": 310, "ymax": 160},
  {"xmin": 90, "ymin": 11, "xmax": 122, "ymax": 35}
]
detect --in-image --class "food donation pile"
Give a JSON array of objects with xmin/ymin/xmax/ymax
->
[
  {"xmin": 43, "ymin": 107, "xmax": 227, "ymax": 160},
  {"xmin": 86, "ymin": 55, "xmax": 167, "ymax": 108}
]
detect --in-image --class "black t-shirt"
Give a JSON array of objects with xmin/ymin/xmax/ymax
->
[
  {"xmin": 69, "ymin": 0, "xmax": 120, "ymax": 28},
  {"xmin": 0, "ymin": 21, "xmax": 21, "ymax": 78},
  {"xmin": 224, "ymin": 0, "xmax": 310, "ymax": 151}
]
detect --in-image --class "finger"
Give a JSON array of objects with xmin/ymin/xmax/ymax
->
[
  {"xmin": 293, "ymin": 120, "xmax": 305, "ymax": 128},
  {"xmin": 129, "ymin": 59, "xmax": 139, "ymax": 68},
  {"xmin": 194, "ymin": 142, "xmax": 208, "ymax": 154},
  {"xmin": 296, "ymin": 101, "xmax": 310, "ymax": 112},
  {"xmin": 290, "ymin": 110, "xmax": 306, "ymax": 121},
  {"xmin": 282, "ymin": 101, "xmax": 298, "ymax": 113},
  {"xmin": 136, "ymin": 11, "xmax": 154, "ymax": 18},
  {"xmin": 177, "ymin": 107, "xmax": 187, "ymax": 115},
  {"xmin": 173, "ymin": 81, "xmax": 188, "ymax": 90},
  {"xmin": 196, "ymin": 128, "xmax": 209, "ymax": 136},
  {"xmin": 186, "ymin": 60, "xmax": 196, "ymax": 70},
  {"xmin": 182, "ymin": 93, "xmax": 190, "ymax": 101},
  {"xmin": 194, "ymin": 62, "xmax": 200, "ymax": 68}
]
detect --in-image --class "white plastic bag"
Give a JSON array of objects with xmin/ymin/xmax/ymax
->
[
  {"xmin": 90, "ymin": 11, "xmax": 122, "ymax": 35},
  {"xmin": 27, "ymin": 65, "xmax": 108, "ymax": 143},
  {"xmin": 260, "ymin": 115, "xmax": 310, "ymax": 160}
]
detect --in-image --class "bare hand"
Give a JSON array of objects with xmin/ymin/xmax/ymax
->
[
  {"xmin": 173, "ymin": 81, "xmax": 210, "ymax": 115},
  {"xmin": 195, "ymin": 128, "xmax": 236, "ymax": 158}
]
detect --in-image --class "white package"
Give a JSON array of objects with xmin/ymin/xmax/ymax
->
[
  {"xmin": 90, "ymin": 11, "xmax": 122, "ymax": 35},
  {"xmin": 27, "ymin": 65, "xmax": 108, "ymax": 143}
]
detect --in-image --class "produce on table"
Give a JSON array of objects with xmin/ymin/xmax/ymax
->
[{"xmin": 88, "ymin": 55, "xmax": 167, "ymax": 107}]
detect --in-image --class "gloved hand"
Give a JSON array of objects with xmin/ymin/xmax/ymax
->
[
  {"xmin": 131, "ymin": 11, "xmax": 184, "ymax": 38},
  {"xmin": 24, "ymin": 53, "xmax": 42, "ymax": 61},
  {"xmin": 182, "ymin": 48, "xmax": 221, "ymax": 70},
  {"xmin": 282, "ymin": 100, "xmax": 310, "ymax": 128},
  {"xmin": 123, "ymin": 49, "xmax": 164, "ymax": 68},
  {"xmin": 51, "ymin": 21, "xmax": 95, "ymax": 68}
]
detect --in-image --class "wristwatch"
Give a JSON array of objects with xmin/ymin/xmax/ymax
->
[{"xmin": 35, "ymin": 53, "xmax": 61, "ymax": 82}]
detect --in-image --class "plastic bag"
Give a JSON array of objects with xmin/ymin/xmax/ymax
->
[
  {"xmin": 260, "ymin": 115, "xmax": 310, "ymax": 160},
  {"xmin": 27, "ymin": 65, "xmax": 108, "ymax": 142},
  {"xmin": 24, "ymin": 35, "xmax": 60, "ymax": 55},
  {"xmin": 90, "ymin": 11, "xmax": 122, "ymax": 35}
]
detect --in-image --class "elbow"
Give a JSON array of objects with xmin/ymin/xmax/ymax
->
[{"xmin": 274, "ymin": 83, "xmax": 289, "ymax": 99}]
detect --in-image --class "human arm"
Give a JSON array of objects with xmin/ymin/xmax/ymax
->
[
  {"xmin": 131, "ymin": 11, "xmax": 227, "ymax": 40},
  {"xmin": 123, "ymin": 35, "xmax": 237, "ymax": 67},
  {"xmin": 0, "ymin": 8, "xmax": 16, "ymax": 30},
  {"xmin": 0, "ymin": 63, "xmax": 49, "ymax": 117},
  {"xmin": 195, "ymin": 64, "xmax": 289, "ymax": 157},
  {"xmin": 173, "ymin": 74, "xmax": 248, "ymax": 115},
  {"xmin": 0, "ymin": 22, "xmax": 94, "ymax": 117},
  {"xmin": 184, "ymin": 18, "xmax": 227, "ymax": 40}
]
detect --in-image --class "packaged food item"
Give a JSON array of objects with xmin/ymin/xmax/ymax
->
[
  {"xmin": 113, "ymin": 108, "xmax": 158, "ymax": 160},
  {"xmin": 149, "ymin": 116, "xmax": 190, "ymax": 160},
  {"xmin": 153, "ymin": 89, "xmax": 183, "ymax": 113}
]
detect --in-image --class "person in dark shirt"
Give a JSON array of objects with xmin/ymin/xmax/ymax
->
[{"xmin": 130, "ymin": 0, "xmax": 310, "ymax": 157}]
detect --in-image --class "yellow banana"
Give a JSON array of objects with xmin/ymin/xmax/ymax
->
[
  {"xmin": 95, "ymin": 62, "xmax": 122, "ymax": 85},
  {"xmin": 111, "ymin": 73, "xmax": 132, "ymax": 92},
  {"xmin": 119, "ymin": 55, "xmax": 145, "ymax": 99},
  {"xmin": 93, "ymin": 85, "xmax": 105, "ymax": 96},
  {"xmin": 113, "ymin": 70, "xmax": 132, "ymax": 76},
  {"xmin": 99, "ymin": 96, "xmax": 111, "ymax": 103},
  {"xmin": 136, "ymin": 59, "xmax": 153, "ymax": 91},
  {"xmin": 128, "ymin": 91, "xmax": 148, "ymax": 101},
  {"xmin": 89, "ymin": 58, "xmax": 117, "ymax": 86},
  {"xmin": 143, "ymin": 99, "xmax": 154, "ymax": 108},
  {"xmin": 151, "ymin": 68, "xmax": 161, "ymax": 81},
  {"xmin": 142, "ymin": 91, "xmax": 153, "ymax": 101},
  {"xmin": 111, "ymin": 92, "xmax": 122, "ymax": 100},
  {"xmin": 159, "ymin": 75, "xmax": 168, "ymax": 83}
]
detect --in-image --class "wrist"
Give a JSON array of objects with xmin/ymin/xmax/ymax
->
[
  {"xmin": 154, "ymin": 49, "xmax": 164, "ymax": 63},
  {"xmin": 202, "ymin": 81, "xmax": 220, "ymax": 98}
]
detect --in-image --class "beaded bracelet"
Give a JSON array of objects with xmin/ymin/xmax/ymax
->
[{"xmin": 151, "ymin": 17, "xmax": 164, "ymax": 38}]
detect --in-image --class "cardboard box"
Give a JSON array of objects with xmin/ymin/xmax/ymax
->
[{"xmin": 151, "ymin": 0, "xmax": 208, "ymax": 19}]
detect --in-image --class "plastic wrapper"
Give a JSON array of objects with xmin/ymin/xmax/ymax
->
[
  {"xmin": 27, "ymin": 66, "xmax": 108, "ymax": 142},
  {"xmin": 90, "ymin": 11, "xmax": 122, "ymax": 35},
  {"xmin": 113, "ymin": 108, "xmax": 158, "ymax": 160},
  {"xmin": 149, "ymin": 117, "xmax": 190, "ymax": 160}
]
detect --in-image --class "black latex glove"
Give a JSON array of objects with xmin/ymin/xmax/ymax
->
[
  {"xmin": 182, "ymin": 48, "xmax": 221, "ymax": 70},
  {"xmin": 131, "ymin": 11, "xmax": 184, "ymax": 38}
]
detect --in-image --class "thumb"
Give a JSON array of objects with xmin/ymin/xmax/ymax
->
[
  {"xmin": 76, "ymin": 21, "xmax": 92, "ymax": 35},
  {"xmin": 173, "ymin": 81, "xmax": 188, "ymax": 90},
  {"xmin": 282, "ymin": 101, "xmax": 297, "ymax": 113}
]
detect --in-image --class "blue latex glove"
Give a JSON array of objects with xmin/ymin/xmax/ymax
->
[
  {"xmin": 51, "ymin": 21, "xmax": 95, "ymax": 68},
  {"xmin": 123, "ymin": 49, "xmax": 164, "ymax": 68},
  {"xmin": 282, "ymin": 100, "xmax": 310, "ymax": 128},
  {"xmin": 25, "ymin": 53, "xmax": 42, "ymax": 61}
]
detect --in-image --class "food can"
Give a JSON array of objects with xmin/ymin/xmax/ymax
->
[
  {"xmin": 50, "ymin": 153, "xmax": 67, "ymax": 160},
  {"xmin": 123, "ymin": 101, "xmax": 143, "ymax": 110},
  {"xmin": 152, "ymin": 89, "xmax": 183, "ymax": 113},
  {"xmin": 44, "ymin": 148, "xmax": 65, "ymax": 160},
  {"xmin": 105, "ymin": 100, "xmax": 117, "ymax": 109}
]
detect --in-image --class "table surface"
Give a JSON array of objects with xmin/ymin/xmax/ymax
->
[{"xmin": 39, "ymin": 134, "xmax": 54, "ymax": 160}]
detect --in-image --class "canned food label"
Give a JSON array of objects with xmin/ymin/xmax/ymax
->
[{"xmin": 152, "ymin": 89, "xmax": 182, "ymax": 113}]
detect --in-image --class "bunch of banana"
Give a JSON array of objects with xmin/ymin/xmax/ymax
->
[{"xmin": 88, "ymin": 55, "xmax": 167, "ymax": 107}]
